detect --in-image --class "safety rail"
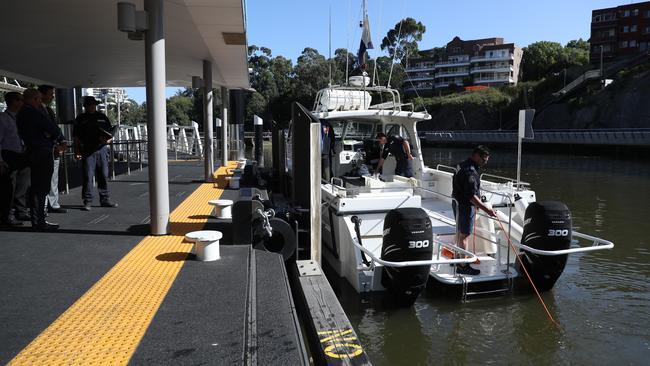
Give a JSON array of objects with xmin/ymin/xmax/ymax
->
[
  {"xmin": 480, "ymin": 173, "xmax": 530, "ymax": 188},
  {"xmin": 351, "ymin": 236, "xmax": 478, "ymax": 268},
  {"xmin": 435, "ymin": 164, "xmax": 457, "ymax": 173},
  {"xmin": 515, "ymin": 231, "xmax": 614, "ymax": 255}
]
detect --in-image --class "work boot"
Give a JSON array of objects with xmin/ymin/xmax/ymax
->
[
  {"xmin": 456, "ymin": 264, "xmax": 480, "ymax": 276},
  {"xmin": 81, "ymin": 202, "xmax": 92, "ymax": 211}
]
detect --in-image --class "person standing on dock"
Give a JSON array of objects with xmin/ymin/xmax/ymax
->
[
  {"xmin": 0, "ymin": 92, "xmax": 26, "ymax": 227},
  {"xmin": 16, "ymin": 89, "xmax": 65, "ymax": 230},
  {"xmin": 73, "ymin": 96, "xmax": 117, "ymax": 211},
  {"xmin": 38, "ymin": 85, "xmax": 68, "ymax": 214},
  {"xmin": 452, "ymin": 145, "xmax": 498, "ymax": 275},
  {"xmin": 375, "ymin": 132, "xmax": 414, "ymax": 178}
]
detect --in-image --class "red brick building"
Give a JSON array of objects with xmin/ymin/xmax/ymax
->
[{"xmin": 590, "ymin": 1, "xmax": 650, "ymax": 63}]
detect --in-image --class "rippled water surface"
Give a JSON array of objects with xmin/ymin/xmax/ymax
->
[{"xmin": 336, "ymin": 147, "xmax": 650, "ymax": 365}]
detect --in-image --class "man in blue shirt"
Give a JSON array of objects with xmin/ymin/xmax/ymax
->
[
  {"xmin": 16, "ymin": 89, "xmax": 66, "ymax": 230},
  {"xmin": 451, "ymin": 145, "xmax": 497, "ymax": 275}
]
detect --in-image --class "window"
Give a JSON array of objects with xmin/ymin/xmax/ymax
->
[
  {"xmin": 622, "ymin": 26, "xmax": 629, "ymax": 33},
  {"xmin": 644, "ymin": 26, "xmax": 650, "ymax": 34},
  {"xmin": 623, "ymin": 10, "xmax": 630, "ymax": 17},
  {"xmin": 631, "ymin": 25, "xmax": 637, "ymax": 32},
  {"xmin": 609, "ymin": 28, "xmax": 616, "ymax": 36},
  {"xmin": 619, "ymin": 41, "xmax": 628, "ymax": 48},
  {"xmin": 645, "ymin": 10, "xmax": 650, "ymax": 17},
  {"xmin": 632, "ymin": 9, "xmax": 639, "ymax": 16},
  {"xmin": 593, "ymin": 14, "xmax": 601, "ymax": 22},
  {"xmin": 630, "ymin": 40, "xmax": 637, "ymax": 48},
  {"xmin": 603, "ymin": 13, "xmax": 614, "ymax": 21}
]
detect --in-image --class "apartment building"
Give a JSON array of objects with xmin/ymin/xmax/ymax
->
[
  {"xmin": 590, "ymin": 1, "xmax": 650, "ymax": 63},
  {"xmin": 83, "ymin": 87, "xmax": 128, "ymax": 113},
  {"xmin": 404, "ymin": 36, "xmax": 523, "ymax": 96}
]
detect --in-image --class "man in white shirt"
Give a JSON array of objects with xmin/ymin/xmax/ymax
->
[{"xmin": 0, "ymin": 92, "xmax": 26, "ymax": 226}]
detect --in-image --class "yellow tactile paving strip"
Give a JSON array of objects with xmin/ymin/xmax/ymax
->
[{"xmin": 8, "ymin": 162, "xmax": 237, "ymax": 366}]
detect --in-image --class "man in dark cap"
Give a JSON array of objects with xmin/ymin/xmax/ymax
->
[
  {"xmin": 451, "ymin": 145, "xmax": 498, "ymax": 275},
  {"xmin": 73, "ymin": 96, "xmax": 117, "ymax": 211},
  {"xmin": 16, "ymin": 88, "xmax": 66, "ymax": 230}
]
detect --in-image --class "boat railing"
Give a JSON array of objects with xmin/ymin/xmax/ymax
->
[
  {"xmin": 435, "ymin": 164, "xmax": 457, "ymax": 173},
  {"xmin": 480, "ymin": 173, "xmax": 530, "ymax": 189},
  {"xmin": 351, "ymin": 235, "xmax": 479, "ymax": 268}
]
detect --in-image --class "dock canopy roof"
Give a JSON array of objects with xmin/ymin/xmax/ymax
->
[{"xmin": 1, "ymin": 0, "xmax": 249, "ymax": 89}]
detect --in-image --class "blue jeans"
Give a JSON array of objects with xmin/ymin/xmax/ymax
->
[{"xmin": 82, "ymin": 146, "xmax": 110, "ymax": 204}]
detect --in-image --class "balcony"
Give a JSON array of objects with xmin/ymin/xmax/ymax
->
[
  {"xmin": 470, "ymin": 65, "xmax": 513, "ymax": 74},
  {"xmin": 435, "ymin": 70, "xmax": 469, "ymax": 78},
  {"xmin": 406, "ymin": 65, "xmax": 436, "ymax": 72},
  {"xmin": 474, "ymin": 76, "xmax": 514, "ymax": 84},
  {"xmin": 406, "ymin": 74, "xmax": 435, "ymax": 81},
  {"xmin": 435, "ymin": 59, "xmax": 470, "ymax": 68},
  {"xmin": 471, "ymin": 54, "xmax": 515, "ymax": 63},
  {"xmin": 404, "ymin": 83, "xmax": 433, "ymax": 92}
]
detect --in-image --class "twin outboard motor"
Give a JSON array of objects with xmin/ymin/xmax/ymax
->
[
  {"xmin": 518, "ymin": 201, "xmax": 572, "ymax": 291},
  {"xmin": 381, "ymin": 208, "xmax": 433, "ymax": 306}
]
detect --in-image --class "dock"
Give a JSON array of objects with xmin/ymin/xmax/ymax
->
[{"xmin": 0, "ymin": 160, "xmax": 309, "ymax": 365}]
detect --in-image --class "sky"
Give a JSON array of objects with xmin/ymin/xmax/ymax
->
[{"xmin": 126, "ymin": 0, "xmax": 639, "ymax": 103}]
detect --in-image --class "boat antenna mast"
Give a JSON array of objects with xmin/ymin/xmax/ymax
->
[{"xmin": 328, "ymin": 4, "xmax": 332, "ymax": 86}]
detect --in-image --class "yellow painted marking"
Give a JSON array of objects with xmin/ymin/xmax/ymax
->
[
  {"xmin": 318, "ymin": 328, "xmax": 364, "ymax": 359},
  {"xmin": 9, "ymin": 162, "xmax": 237, "ymax": 366}
]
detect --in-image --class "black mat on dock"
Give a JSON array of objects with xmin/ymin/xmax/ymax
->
[{"xmin": 129, "ymin": 247, "xmax": 307, "ymax": 365}]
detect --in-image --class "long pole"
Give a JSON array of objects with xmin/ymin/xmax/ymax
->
[
  {"xmin": 203, "ymin": 60, "xmax": 214, "ymax": 181},
  {"xmin": 144, "ymin": 0, "xmax": 170, "ymax": 235},
  {"xmin": 221, "ymin": 86, "xmax": 229, "ymax": 165}
]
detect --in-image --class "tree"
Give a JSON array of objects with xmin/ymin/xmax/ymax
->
[
  {"xmin": 166, "ymin": 94, "xmax": 194, "ymax": 126},
  {"xmin": 332, "ymin": 48, "xmax": 357, "ymax": 85},
  {"xmin": 522, "ymin": 41, "xmax": 564, "ymax": 81},
  {"xmin": 291, "ymin": 47, "xmax": 329, "ymax": 107},
  {"xmin": 562, "ymin": 38, "xmax": 590, "ymax": 67},
  {"xmin": 120, "ymin": 99, "xmax": 146, "ymax": 126},
  {"xmin": 380, "ymin": 18, "xmax": 426, "ymax": 65},
  {"xmin": 373, "ymin": 56, "xmax": 404, "ymax": 88}
]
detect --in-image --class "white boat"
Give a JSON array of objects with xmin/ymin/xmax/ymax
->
[{"xmin": 311, "ymin": 83, "xmax": 614, "ymax": 305}]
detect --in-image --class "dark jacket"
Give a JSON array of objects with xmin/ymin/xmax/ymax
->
[
  {"xmin": 452, "ymin": 158, "xmax": 481, "ymax": 205},
  {"xmin": 17, "ymin": 104, "xmax": 63, "ymax": 151}
]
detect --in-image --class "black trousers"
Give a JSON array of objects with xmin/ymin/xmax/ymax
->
[
  {"xmin": 13, "ymin": 165, "xmax": 30, "ymax": 217},
  {"xmin": 82, "ymin": 146, "xmax": 110, "ymax": 204},
  {"xmin": 0, "ymin": 150, "xmax": 27, "ymax": 221},
  {"xmin": 28, "ymin": 149, "xmax": 54, "ymax": 225}
]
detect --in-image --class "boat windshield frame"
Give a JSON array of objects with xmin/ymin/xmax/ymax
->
[{"xmin": 312, "ymin": 85, "xmax": 416, "ymax": 113}]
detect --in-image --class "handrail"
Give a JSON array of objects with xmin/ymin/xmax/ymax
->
[
  {"xmin": 480, "ymin": 173, "xmax": 530, "ymax": 187},
  {"xmin": 514, "ymin": 231, "xmax": 614, "ymax": 256},
  {"xmin": 351, "ymin": 237, "xmax": 478, "ymax": 268},
  {"xmin": 435, "ymin": 164, "xmax": 457, "ymax": 173}
]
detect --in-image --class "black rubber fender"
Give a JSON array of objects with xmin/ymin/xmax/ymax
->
[{"xmin": 253, "ymin": 218, "xmax": 296, "ymax": 261}]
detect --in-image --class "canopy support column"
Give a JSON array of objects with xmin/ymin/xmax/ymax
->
[
  {"xmin": 144, "ymin": 0, "xmax": 169, "ymax": 235},
  {"xmin": 221, "ymin": 86, "xmax": 229, "ymax": 166},
  {"xmin": 203, "ymin": 60, "xmax": 214, "ymax": 181}
]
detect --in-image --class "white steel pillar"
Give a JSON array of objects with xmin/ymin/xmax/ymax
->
[
  {"xmin": 221, "ymin": 86, "xmax": 229, "ymax": 166},
  {"xmin": 203, "ymin": 60, "xmax": 214, "ymax": 181},
  {"xmin": 144, "ymin": 0, "xmax": 169, "ymax": 235}
]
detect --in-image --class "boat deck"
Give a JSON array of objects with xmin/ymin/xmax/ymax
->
[{"xmin": 0, "ymin": 160, "xmax": 307, "ymax": 365}]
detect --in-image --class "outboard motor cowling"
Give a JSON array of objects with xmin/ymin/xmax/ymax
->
[
  {"xmin": 518, "ymin": 201, "xmax": 572, "ymax": 291},
  {"xmin": 381, "ymin": 208, "xmax": 433, "ymax": 306}
]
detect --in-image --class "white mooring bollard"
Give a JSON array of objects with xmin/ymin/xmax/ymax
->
[
  {"xmin": 184, "ymin": 230, "xmax": 223, "ymax": 261},
  {"xmin": 208, "ymin": 199, "xmax": 234, "ymax": 219},
  {"xmin": 226, "ymin": 176, "xmax": 240, "ymax": 189}
]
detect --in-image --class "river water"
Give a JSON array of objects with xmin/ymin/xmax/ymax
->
[{"xmin": 336, "ymin": 147, "xmax": 650, "ymax": 365}]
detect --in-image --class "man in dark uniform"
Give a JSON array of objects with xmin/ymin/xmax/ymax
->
[
  {"xmin": 16, "ymin": 89, "xmax": 66, "ymax": 230},
  {"xmin": 375, "ymin": 132, "xmax": 414, "ymax": 178},
  {"xmin": 320, "ymin": 121, "xmax": 336, "ymax": 181},
  {"xmin": 38, "ymin": 85, "xmax": 68, "ymax": 214},
  {"xmin": 73, "ymin": 96, "xmax": 117, "ymax": 211},
  {"xmin": 0, "ymin": 92, "xmax": 26, "ymax": 227},
  {"xmin": 451, "ymin": 145, "xmax": 497, "ymax": 275}
]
